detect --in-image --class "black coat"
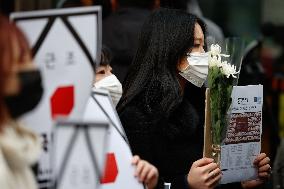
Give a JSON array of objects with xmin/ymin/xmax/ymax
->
[
  {"xmin": 119, "ymin": 85, "xmax": 243, "ymax": 189},
  {"xmin": 120, "ymin": 95, "xmax": 203, "ymax": 188}
]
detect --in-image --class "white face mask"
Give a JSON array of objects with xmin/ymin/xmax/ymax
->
[
  {"xmin": 94, "ymin": 74, "xmax": 123, "ymax": 106},
  {"xmin": 179, "ymin": 52, "xmax": 209, "ymax": 87}
]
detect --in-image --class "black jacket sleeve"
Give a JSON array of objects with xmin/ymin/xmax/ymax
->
[
  {"xmin": 119, "ymin": 104, "xmax": 167, "ymax": 189},
  {"xmin": 119, "ymin": 104, "xmax": 155, "ymax": 162}
]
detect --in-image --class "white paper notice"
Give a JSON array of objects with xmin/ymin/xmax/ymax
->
[{"xmin": 220, "ymin": 85, "xmax": 263, "ymax": 184}]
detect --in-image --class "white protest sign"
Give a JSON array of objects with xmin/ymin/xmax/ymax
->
[
  {"xmin": 220, "ymin": 85, "xmax": 263, "ymax": 184},
  {"xmin": 10, "ymin": 7, "xmax": 101, "ymax": 188},
  {"xmin": 53, "ymin": 120, "xmax": 108, "ymax": 189},
  {"xmin": 83, "ymin": 89, "xmax": 145, "ymax": 189}
]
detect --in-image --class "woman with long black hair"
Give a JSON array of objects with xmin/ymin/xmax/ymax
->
[{"xmin": 117, "ymin": 8, "xmax": 271, "ymax": 189}]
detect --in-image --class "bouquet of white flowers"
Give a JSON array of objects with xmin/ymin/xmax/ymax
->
[{"xmin": 208, "ymin": 44, "xmax": 239, "ymax": 162}]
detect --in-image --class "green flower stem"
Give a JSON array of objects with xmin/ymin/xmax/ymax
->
[{"xmin": 209, "ymin": 67, "xmax": 233, "ymax": 145}]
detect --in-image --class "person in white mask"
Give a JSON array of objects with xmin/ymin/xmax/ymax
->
[
  {"xmin": 94, "ymin": 46, "xmax": 123, "ymax": 106},
  {"xmin": 178, "ymin": 51, "xmax": 208, "ymax": 88},
  {"xmin": 117, "ymin": 8, "xmax": 271, "ymax": 189},
  {"xmin": 94, "ymin": 46, "xmax": 159, "ymax": 189}
]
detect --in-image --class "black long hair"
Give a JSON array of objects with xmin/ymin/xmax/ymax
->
[{"xmin": 117, "ymin": 8, "xmax": 206, "ymax": 117}]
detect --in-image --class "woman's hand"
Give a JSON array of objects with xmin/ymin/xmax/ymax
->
[
  {"xmin": 132, "ymin": 155, "xmax": 159, "ymax": 189},
  {"xmin": 187, "ymin": 157, "xmax": 221, "ymax": 189},
  {"xmin": 241, "ymin": 153, "xmax": 271, "ymax": 189}
]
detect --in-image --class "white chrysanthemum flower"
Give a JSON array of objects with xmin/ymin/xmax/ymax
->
[
  {"xmin": 209, "ymin": 43, "xmax": 238, "ymax": 78},
  {"xmin": 210, "ymin": 44, "xmax": 230, "ymax": 58},
  {"xmin": 220, "ymin": 61, "xmax": 239, "ymax": 78},
  {"xmin": 210, "ymin": 44, "xmax": 221, "ymax": 56},
  {"xmin": 209, "ymin": 55, "xmax": 222, "ymax": 68}
]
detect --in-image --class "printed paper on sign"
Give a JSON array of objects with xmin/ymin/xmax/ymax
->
[
  {"xmin": 204, "ymin": 85, "xmax": 263, "ymax": 184},
  {"xmin": 220, "ymin": 85, "xmax": 263, "ymax": 184}
]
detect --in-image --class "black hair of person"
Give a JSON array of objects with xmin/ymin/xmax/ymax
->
[
  {"xmin": 117, "ymin": 8, "xmax": 206, "ymax": 117},
  {"xmin": 100, "ymin": 45, "xmax": 113, "ymax": 66}
]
